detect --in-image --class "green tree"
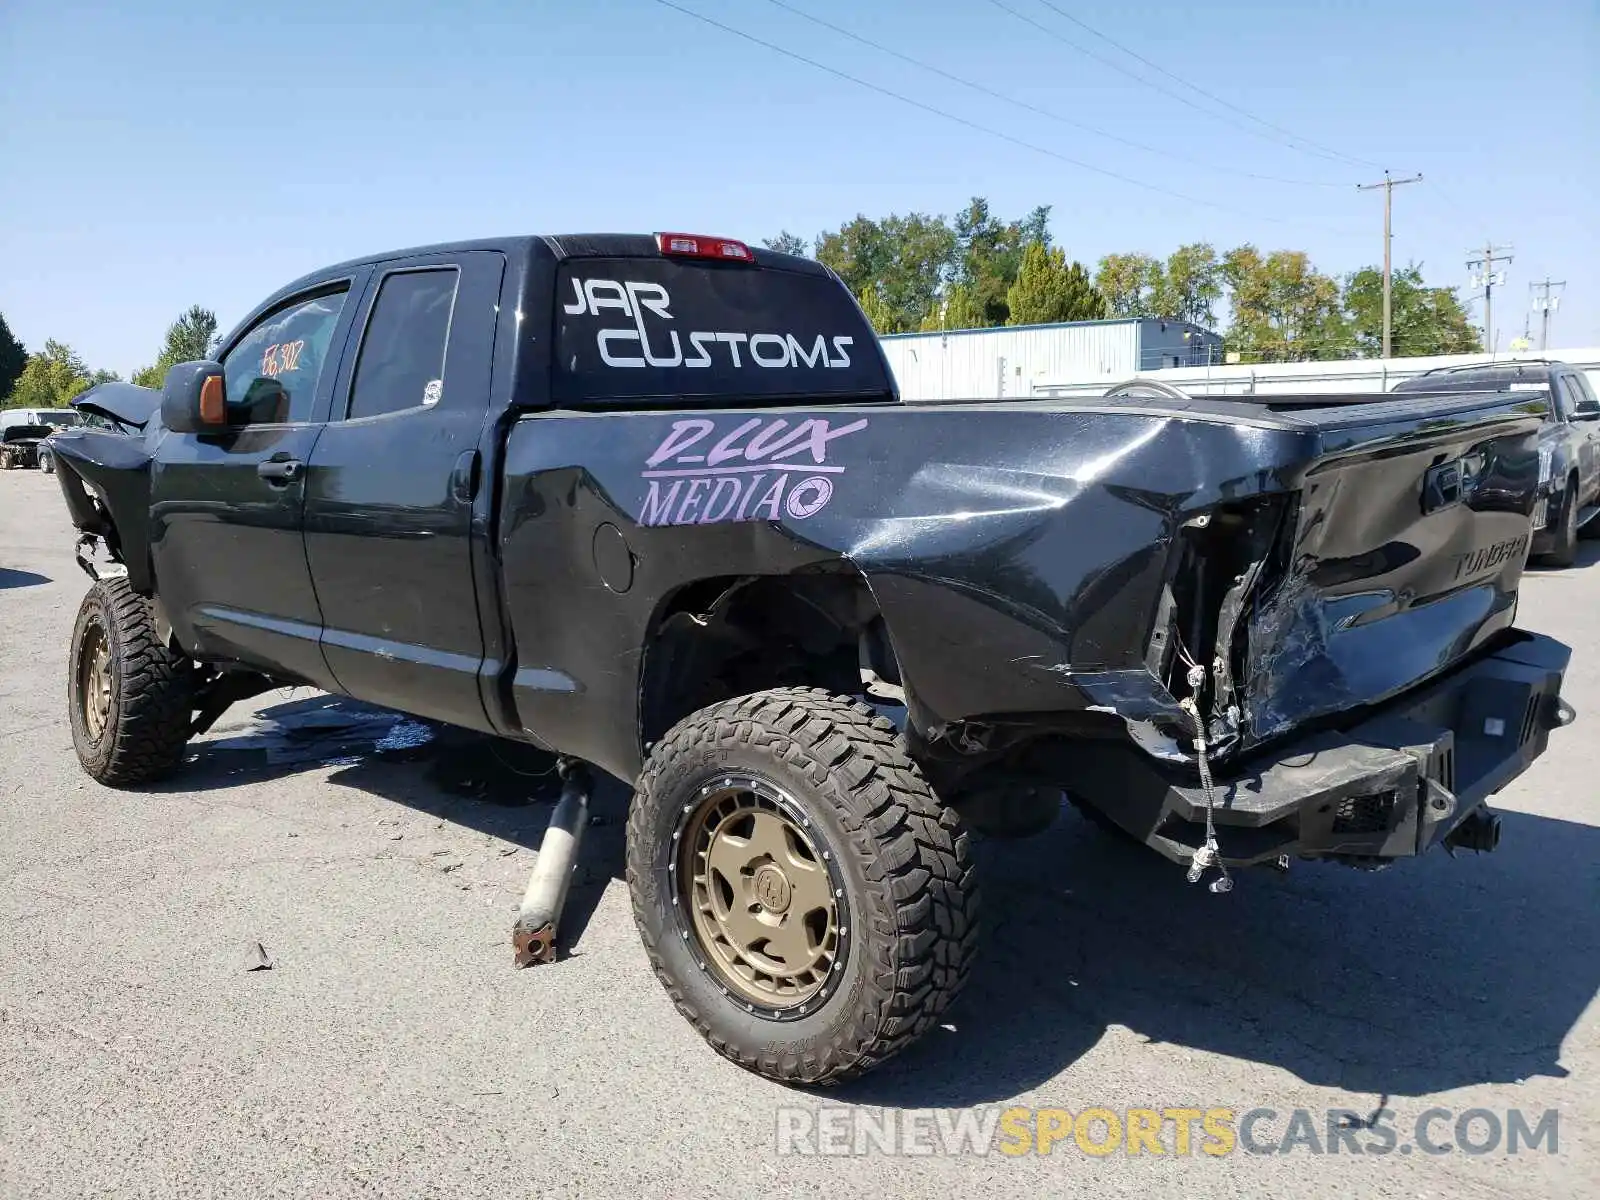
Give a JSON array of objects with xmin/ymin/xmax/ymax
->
[
  {"xmin": 1095, "ymin": 253, "xmax": 1162, "ymax": 317},
  {"xmin": 854, "ymin": 287, "xmax": 900, "ymax": 334},
  {"xmin": 0, "ymin": 313, "xmax": 26, "ymax": 400},
  {"xmin": 1007, "ymin": 242, "xmax": 1107, "ymax": 325},
  {"xmin": 1222, "ymin": 246, "xmax": 1350, "ymax": 362},
  {"xmin": 1343, "ymin": 263, "xmax": 1482, "ymax": 358},
  {"xmin": 951, "ymin": 198, "xmax": 1052, "ymax": 325},
  {"xmin": 132, "ymin": 305, "xmax": 220, "ymax": 388},
  {"xmin": 7, "ymin": 339, "xmax": 92, "ymax": 408},
  {"xmin": 762, "ymin": 231, "xmax": 811, "ymax": 257},
  {"xmin": 918, "ymin": 283, "xmax": 987, "ymax": 331},
  {"xmin": 1153, "ymin": 243, "xmax": 1222, "ymax": 326},
  {"xmin": 1095, "ymin": 245, "xmax": 1220, "ymax": 326},
  {"xmin": 817, "ymin": 213, "xmax": 955, "ymax": 333}
]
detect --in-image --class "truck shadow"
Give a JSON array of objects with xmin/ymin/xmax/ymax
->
[
  {"xmin": 167, "ymin": 692, "xmax": 1598, "ymax": 1108},
  {"xmin": 0, "ymin": 567, "xmax": 51, "ymax": 590},
  {"xmin": 846, "ymin": 804, "xmax": 1599, "ymax": 1107}
]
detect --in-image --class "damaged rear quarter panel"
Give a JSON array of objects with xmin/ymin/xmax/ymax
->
[{"xmin": 497, "ymin": 403, "xmax": 1307, "ymax": 776}]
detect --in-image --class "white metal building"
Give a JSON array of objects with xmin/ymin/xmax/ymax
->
[
  {"xmin": 1029, "ymin": 346, "xmax": 1600, "ymax": 399},
  {"xmin": 880, "ymin": 318, "xmax": 1221, "ymax": 402}
]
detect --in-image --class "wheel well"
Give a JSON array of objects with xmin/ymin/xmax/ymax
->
[{"xmin": 638, "ymin": 572, "xmax": 898, "ymax": 747}]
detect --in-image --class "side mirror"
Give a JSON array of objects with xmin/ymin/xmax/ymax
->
[
  {"xmin": 1574, "ymin": 401, "xmax": 1600, "ymax": 422},
  {"xmin": 159, "ymin": 361, "xmax": 229, "ymax": 434}
]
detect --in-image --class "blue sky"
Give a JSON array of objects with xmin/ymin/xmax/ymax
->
[{"xmin": 2, "ymin": 0, "xmax": 1595, "ymax": 374}]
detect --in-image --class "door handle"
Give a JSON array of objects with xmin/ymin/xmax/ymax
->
[
  {"xmin": 257, "ymin": 458, "xmax": 303, "ymax": 485},
  {"xmin": 451, "ymin": 449, "xmax": 480, "ymax": 504}
]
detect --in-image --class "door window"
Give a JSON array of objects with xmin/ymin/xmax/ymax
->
[
  {"xmin": 220, "ymin": 288, "xmax": 349, "ymax": 425},
  {"xmin": 346, "ymin": 269, "xmax": 459, "ymax": 420}
]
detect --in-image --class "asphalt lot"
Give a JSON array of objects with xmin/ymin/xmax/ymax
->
[{"xmin": 1, "ymin": 465, "xmax": 1595, "ymax": 1198}]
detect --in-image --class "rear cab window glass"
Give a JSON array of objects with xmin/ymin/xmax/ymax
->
[
  {"xmin": 221, "ymin": 288, "xmax": 349, "ymax": 425},
  {"xmin": 552, "ymin": 258, "xmax": 888, "ymax": 405},
  {"xmin": 347, "ymin": 269, "xmax": 459, "ymax": 419}
]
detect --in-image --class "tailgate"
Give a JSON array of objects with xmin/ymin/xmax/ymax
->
[{"xmin": 1239, "ymin": 392, "xmax": 1543, "ymax": 745}]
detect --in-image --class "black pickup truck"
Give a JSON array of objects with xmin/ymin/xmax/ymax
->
[
  {"xmin": 1394, "ymin": 359, "xmax": 1600, "ymax": 566},
  {"xmin": 48, "ymin": 233, "xmax": 1574, "ymax": 1085}
]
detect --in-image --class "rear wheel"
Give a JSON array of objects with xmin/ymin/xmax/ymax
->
[
  {"xmin": 1540, "ymin": 478, "xmax": 1580, "ymax": 567},
  {"xmin": 627, "ymin": 687, "xmax": 978, "ymax": 1085},
  {"xmin": 68, "ymin": 578, "xmax": 196, "ymax": 785}
]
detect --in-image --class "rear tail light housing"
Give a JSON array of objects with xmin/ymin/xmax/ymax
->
[{"xmin": 655, "ymin": 232, "xmax": 754, "ymax": 263}]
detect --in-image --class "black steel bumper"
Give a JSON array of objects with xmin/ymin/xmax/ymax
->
[{"xmin": 1072, "ymin": 631, "xmax": 1573, "ymax": 867}]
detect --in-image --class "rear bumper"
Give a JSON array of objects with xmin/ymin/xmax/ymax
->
[{"xmin": 1072, "ymin": 631, "xmax": 1572, "ymax": 867}]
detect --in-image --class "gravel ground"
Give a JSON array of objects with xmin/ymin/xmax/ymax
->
[{"xmin": 1, "ymin": 467, "xmax": 1594, "ymax": 1198}]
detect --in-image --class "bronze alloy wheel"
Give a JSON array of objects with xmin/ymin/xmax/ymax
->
[
  {"xmin": 78, "ymin": 618, "xmax": 113, "ymax": 742},
  {"xmin": 627, "ymin": 687, "xmax": 978, "ymax": 1083},
  {"xmin": 673, "ymin": 775, "xmax": 845, "ymax": 1018},
  {"xmin": 67, "ymin": 578, "xmax": 196, "ymax": 786}
]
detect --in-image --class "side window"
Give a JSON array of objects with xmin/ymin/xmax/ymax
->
[
  {"xmin": 221, "ymin": 288, "xmax": 349, "ymax": 425},
  {"xmin": 1574, "ymin": 374, "xmax": 1600, "ymax": 410},
  {"xmin": 346, "ymin": 269, "xmax": 459, "ymax": 420}
]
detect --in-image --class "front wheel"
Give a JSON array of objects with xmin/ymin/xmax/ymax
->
[
  {"xmin": 68, "ymin": 578, "xmax": 196, "ymax": 785},
  {"xmin": 627, "ymin": 687, "xmax": 978, "ymax": 1085}
]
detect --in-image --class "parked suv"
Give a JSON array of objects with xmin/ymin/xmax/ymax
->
[{"xmin": 1395, "ymin": 360, "xmax": 1600, "ymax": 565}]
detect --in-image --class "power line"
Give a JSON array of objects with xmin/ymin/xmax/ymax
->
[
  {"xmin": 1028, "ymin": 0, "xmax": 1385, "ymax": 170},
  {"xmin": 648, "ymin": 0, "xmax": 1348, "ymax": 230},
  {"xmin": 985, "ymin": 0, "xmax": 1379, "ymax": 171},
  {"xmin": 1356, "ymin": 171, "xmax": 1424, "ymax": 358},
  {"xmin": 759, "ymin": 0, "xmax": 1345, "ymax": 188}
]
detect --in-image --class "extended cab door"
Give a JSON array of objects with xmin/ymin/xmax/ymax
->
[
  {"xmin": 301, "ymin": 251, "xmax": 505, "ymax": 730},
  {"xmin": 149, "ymin": 275, "xmax": 367, "ymax": 686}
]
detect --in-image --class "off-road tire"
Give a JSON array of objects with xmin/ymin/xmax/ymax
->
[
  {"xmin": 1539, "ymin": 476, "xmax": 1580, "ymax": 567},
  {"xmin": 68, "ymin": 578, "xmax": 196, "ymax": 785},
  {"xmin": 627, "ymin": 687, "xmax": 978, "ymax": 1085}
]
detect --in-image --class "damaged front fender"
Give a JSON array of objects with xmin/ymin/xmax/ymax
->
[{"xmin": 47, "ymin": 426, "xmax": 157, "ymax": 593}]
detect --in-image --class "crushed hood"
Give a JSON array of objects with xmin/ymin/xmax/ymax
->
[{"xmin": 72, "ymin": 381, "xmax": 161, "ymax": 430}]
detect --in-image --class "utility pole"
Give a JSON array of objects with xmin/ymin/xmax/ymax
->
[
  {"xmin": 1466, "ymin": 242, "xmax": 1514, "ymax": 353},
  {"xmin": 1357, "ymin": 171, "xmax": 1423, "ymax": 359},
  {"xmin": 1530, "ymin": 278, "xmax": 1566, "ymax": 351}
]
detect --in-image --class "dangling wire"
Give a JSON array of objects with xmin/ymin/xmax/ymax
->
[{"xmin": 1179, "ymin": 663, "xmax": 1233, "ymax": 895}]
